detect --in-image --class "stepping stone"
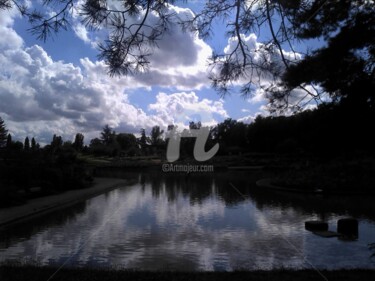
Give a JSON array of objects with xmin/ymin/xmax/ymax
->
[
  {"xmin": 305, "ymin": 221, "xmax": 329, "ymax": 231},
  {"xmin": 337, "ymin": 218, "xmax": 358, "ymax": 237},
  {"xmin": 313, "ymin": 231, "xmax": 341, "ymax": 238}
]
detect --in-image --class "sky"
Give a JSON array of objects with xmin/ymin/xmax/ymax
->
[{"xmin": 0, "ymin": 0, "xmax": 313, "ymax": 145}]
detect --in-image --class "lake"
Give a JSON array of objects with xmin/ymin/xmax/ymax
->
[{"xmin": 1, "ymin": 171, "xmax": 375, "ymax": 271}]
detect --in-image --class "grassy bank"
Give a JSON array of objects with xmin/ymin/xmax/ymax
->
[{"xmin": 1, "ymin": 265, "xmax": 375, "ymax": 281}]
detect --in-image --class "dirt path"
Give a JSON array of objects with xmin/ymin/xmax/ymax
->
[{"xmin": 0, "ymin": 178, "xmax": 131, "ymax": 227}]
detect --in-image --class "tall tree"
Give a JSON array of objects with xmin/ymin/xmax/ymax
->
[
  {"xmin": 150, "ymin": 126, "xmax": 164, "ymax": 146},
  {"xmin": 117, "ymin": 133, "xmax": 137, "ymax": 150},
  {"xmin": 24, "ymin": 137, "xmax": 30, "ymax": 151},
  {"xmin": 139, "ymin": 128, "xmax": 148, "ymax": 148},
  {"xmin": 6, "ymin": 134, "xmax": 12, "ymax": 148},
  {"xmin": 0, "ymin": 117, "xmax": 8, "ymax": 147},
  {"xmin": 51, "ymin": 134, "xmax": 63, "ymax": 148},
  {"xmin": 31, "ymin": 137, "xmax": 36, "ymax": 150},
  {"xmin": 100, "ymin": 125, "xmax": 115, "ymax": 146},
  {"xmin": 73, "ymin": 133, "xmax": 84, "ymax": 151}
]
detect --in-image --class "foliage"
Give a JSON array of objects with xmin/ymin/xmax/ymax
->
[
  {"xmin": 116, "ymin": 133, "xmax": 139, "ymax": 155},
  {"xmin": 51, "ymin": 134, "xmax": 63, "ymax": 149},
  {"xmin": 73, "ymin": 133, "xmax": 84, "ymax": 151},
  {"xmin": 245, "ymin": 103, "xmax": 375, "ymax": 154},
  {"xmin": 1, "ymin": 104, "xmax": 375, "ymax": 207},
  {"xmin": 212, "ymin": 119, "xmax": 248, "ymax": 154},
  {"xmin": 150, "ymin": 126, "xmax": 164, "ymax": 146},
  {"xmin": 6, "ymin": 133, "xmax": 12, "ymax": 148},
  {"xmin": 24, "ymin": 137, "xmax": 30, "ymax": 151},
  {"xmin": 0, "ymin": 129, "xmax": 93, "ymax": 207},
  {"xmin": 0, "ymin": 116, "xmax": 8, "ymax": 147},
  {"xmin": 281, "ymin": 0, "xmax": 375, "ymax": 112},
  {"xmin": 101, "ymin": 125, "xmax": 117, "ymax": 145},
  {"xmin": 139, "ymin": 128, "xmax": 148, "ymax": 147},
  {"xmin": 31, "ymin": 137, "xmax": 37, "ymax": 150}
]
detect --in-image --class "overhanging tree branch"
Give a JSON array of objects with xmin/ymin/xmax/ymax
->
[{"xmin": 1, "ymin": 0, "xmax": 373, "ymax": 113}]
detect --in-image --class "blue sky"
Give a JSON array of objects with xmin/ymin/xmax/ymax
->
[{"xmin": 0, "ymin": 1, "xmax": 314, "ymax": 144}]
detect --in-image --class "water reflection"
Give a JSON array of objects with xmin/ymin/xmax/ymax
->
[{"xmin": 0, "ymin": 171, "xmax": 375, "ymax": 270}]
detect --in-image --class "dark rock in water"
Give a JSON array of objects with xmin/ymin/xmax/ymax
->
[
  {"xmin": 313, "ymin": 231, "xmax": 341, "ymax": 238},
  {"xmin": 305, "ymin": 221, "xmax": 329, "ymax": 231},
  {"xmin": 337, "ymin": 218, "xmax": 358, "ymax": 238}
]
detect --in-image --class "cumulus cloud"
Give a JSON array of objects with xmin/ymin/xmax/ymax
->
[
  {"xmin": 0, "ymin": 40, "xmax": 165, "ymax": 141},
  {"xmin": 220, "ymin": 33, "xmax": 319, "ymax": 109},
  {"xmin": 0, "ymin": 7, "xmax": 23, "ymax": 50},
  {"xmin": 237, "ymin": 115, "xmax": 255, "ymax": 124},
  {"xmin": 70, "ymin": 2, "xmax": 212, "ymax": 90},
  {"xmin": 237, "ymin": 112, "xmax": 264, "ymax": 124},
  {"xmin": 148, "ymin": 92, "xmax": 228, "ymax": 128},
  {"xmin": 0, "ymin": 6, "xmax": 225, "ymax": 144}
]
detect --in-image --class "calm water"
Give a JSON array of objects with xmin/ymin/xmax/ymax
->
[{"xmin": 1, "ymin": 171, "xmax": 375, "ymax": 271}]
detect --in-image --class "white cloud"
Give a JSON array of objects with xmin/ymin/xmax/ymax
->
[
  {"xmin": 72, "ymin": 23, "xmax": 92, "ymax": 45},
  {"xmin": 0, "ymin": 41, "xmax": 167, "ymax": 141},
  {"xmin": 0, "ymin": 7, "xmax": 23, "ymax": 50},
  {"xmin": 0, "ymin": 7, "xmax": 225, "ymax": 144},
  {"xmin": 237, "ymin": 112, "xmax": 263, "ymax": 124},
  {"xmin": 220, "ymin": 33, "xmax": 320, "ymax": 110},
  {"xmin": 70, "ymin": 2, "xmax": 212, "ymax": 90},
  {"xmin": 148, "ymin": 92, "xmax": 228, "ymax": 128},
  {"xmin": 248, "ymin": 87, "xmax": 267, "ymax": 104},
  {"xmin": 237, "ymin": 115, "xmax": 256, "ymax": 124},
  {"xmin": 223, "ymin": 30, "xmax": 301, "ymax": 68}
]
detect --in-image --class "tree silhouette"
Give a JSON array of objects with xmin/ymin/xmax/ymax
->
[
  {"xmin": 100, "ymin": 125, "xmax": 116, "ymax": 146},
  {"xmin": 279, "ymin": 0, "xmax": 375, "ymax": 112},
  {"xmin": 189, "ymin": 121, "xmax": 201, "ymax": 130},
  {"xmin": 211, "ymin": 119, "xmax": 248, "ymax": 154},
  {"xmin": 73, "ymin": 133, "xmax": 84, "ymax": 151},
  {"xmin": 0, "ymin": 117, "xmax": 8, "ymax": 147},
  {"xmin": 6, "ymin": 133, "xmax": 12, "ymax": 148},
  {"xmin": 150, "ymin": 126, "xmax": 164, "ymax": 146},
  {"xmin": 51, "ymin": 134, "xmax": 63, "ymax": 149},
  {"xmin": 31, "ymin": 137, "xmax": 37, "ymax": 151},
  {"xmin": 139, "ymin": 128, "xmax": 148, "ymax": 149},
  {"xmin": 89, "ymin": 137, "xmax": 103, "ymax": 155},
  {"xmin": 24, "ymin": 136, "xmax": 30, "ymax": 151},
  {"xmin": 117, "ymin": 133, "xmax": 137, "ymax": 150},
  {"xmin": 167, "ymin": 124, "xmax": 175, "ymax": 131}
]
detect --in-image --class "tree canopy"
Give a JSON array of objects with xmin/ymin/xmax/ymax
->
[
  {"xmin": 0, "ymin": 117, "xmax": 8, "ymax": 147},
  {"xmin": 73, "ymin": 133, "xmax": 85, "ymax": 150},
  {"xmin": 100, "ymin": 125, "xmax": 116, "ymax": 145},
  {"xmin": 150, "ymin": 126, "xmax": 164, "ymax": 145},
  {"xmin": 1, "ymin": 0, "xmax": 374, "ymax": 112}
]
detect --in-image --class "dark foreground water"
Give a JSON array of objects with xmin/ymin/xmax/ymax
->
[{"xmin": 1, "ymin": 171, "xmax": 375, "ymax": 271}]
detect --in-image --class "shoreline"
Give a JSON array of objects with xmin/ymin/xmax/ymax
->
[
  {"xmin": 256, "ymin": 178, "xmax": 375, "ymax": 196},
  {"xmin": 1, "ymin": 265, "xmax": 375, "ymax": 281},
  {"xmin": 0, "ymin": 177, "xmax": 132, "ymax": 228}
]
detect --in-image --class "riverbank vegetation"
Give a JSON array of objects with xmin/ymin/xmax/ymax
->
[{"xmin": 1, "ymin": 102, "xmax": 375, "ymax": 208}]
